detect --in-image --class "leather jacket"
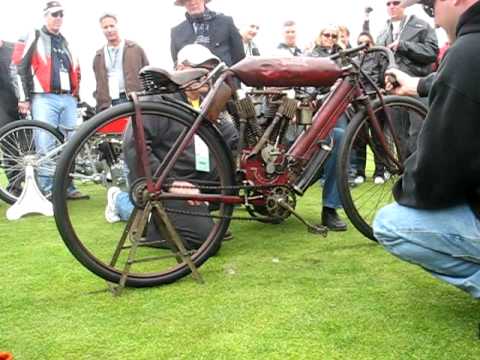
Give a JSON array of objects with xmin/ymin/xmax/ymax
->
[{"xmin": 377, "ymin": 15, "xmax": 438, "ymax": 77}]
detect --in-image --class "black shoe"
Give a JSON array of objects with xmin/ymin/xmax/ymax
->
[{"xmin": 321, "ymin": 207, "xmax": 347, "ymax": 232}]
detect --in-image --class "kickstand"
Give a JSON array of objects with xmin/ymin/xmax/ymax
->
[{"xmin": 106, "ymin": 201, "xmax": 203, "ymax": 297}]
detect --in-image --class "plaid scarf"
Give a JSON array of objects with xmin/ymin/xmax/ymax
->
[{"xmin": 186, "ymin": 8, "xmax": 216, "ymax": 47}]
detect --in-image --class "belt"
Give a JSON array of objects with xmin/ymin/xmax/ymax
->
[{"xmin": 50, "ymin": 89, "xmax": 72, "ymax": 95}]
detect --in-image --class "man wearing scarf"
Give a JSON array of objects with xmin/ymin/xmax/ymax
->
[{"xmin": 170, "ymin": 0, "xmax": 245, "ymax": 67}]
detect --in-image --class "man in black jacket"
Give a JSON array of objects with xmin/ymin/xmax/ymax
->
[
  {"xmin": 170, "ymin": 0, "xmax": 245, "ymax": 67},
  {"xmin": 374, "ymin": 0, "xmax": 480, "ymax": 299},
  {"xmin": 377, "ymin": 0, "xmax": 439, "ymax": 166},
  {"xmin": 105, "ymin": 44, "xmax": 238, "ymax": 249}
]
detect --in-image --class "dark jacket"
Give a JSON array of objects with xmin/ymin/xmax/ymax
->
[
  {"xmin": 308, "ymin": 45, "xmax": 340, "ymax": 58},
  {"xmin": 244, "ymin": 40, "xmax": 260, "ymax": 56},
  {"xmin": 170, "ymin": 10, "xmax": 245, "ymax": 66},
  {"xmin": 123, "ymin": 93, "xmax": 238, "ymax": 185},
  {"xmin": 0, "ymin": 41, "xmax": 18, "ymax": 127},
  {"xmin": 393, "ymin": 1, "xmax": 480, "ymax": 217},
  {"xmin": 377, "ymin": 15, "xmax": 438, "ymax": 77},
  {"xmin": 93, "ymin": 40, "xmax": 149, "ymax": 111},
  {"xmin": 276, "ymin": 43, "xmax": 302, "ymax": 57}
]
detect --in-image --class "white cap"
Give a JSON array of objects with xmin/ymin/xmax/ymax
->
[
  {"xmin": 43, "ymin": 1, "xmax": 63, "ymax": 14},
  {"xmin": 177, "ymin": 44, "xmax": 220, "ymax": 67},
  {"xmin": 401, "ymin": 0, "xmax": 421, "ymax": 8}
]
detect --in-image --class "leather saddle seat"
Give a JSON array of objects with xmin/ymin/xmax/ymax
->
[
  {"xmin": 139, "ymin": 66, "xmax": 209, "ymax": 91},
  {"xmin": 231, "ymin": 57, "xmax": 342, "ymax": 88}
]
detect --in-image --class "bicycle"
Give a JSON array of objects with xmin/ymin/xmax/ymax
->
[
  {"xmin": 52, "ymin": 44, "xmax": 428, "ymax": 287},
  {"xmin": 0, "ymin": 106, "xmax": 127, "ymax": 205}
]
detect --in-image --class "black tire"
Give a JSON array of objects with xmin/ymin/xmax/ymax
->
[
  {"xmin": 0, "ymin": 120, "xmax": 64, "ymax": 204},
  {"xmin": 53, "ymin": 101, "xmax": 236, "ymax": 287},
  {"xmin": 337, "ymin": 96, "xmax": 428, "ymax": 241}
]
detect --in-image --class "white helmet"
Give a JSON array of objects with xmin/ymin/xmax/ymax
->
[{"xmin": 176, "ymin": 44, "xmax": 220, "ymax": 68}]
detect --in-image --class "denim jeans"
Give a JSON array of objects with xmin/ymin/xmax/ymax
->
[
  {"xmin": 32, "ymin": 93, "xmax": 77, "ymax": 193},
  {"xmin": 321, "ymin": 126, "xmax": 345, "ymax": 209},
  {"xmin": 116, "ymin": 191, "xmax": 134, "ymax": 221},
  {"xmin": 373, "ymin": 202, "xmax": 480, "ymax": 299}
]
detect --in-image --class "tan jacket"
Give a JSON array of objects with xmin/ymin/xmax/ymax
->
[{"xmin": 93, "ymin": 40, "xmax": 149, "ymax": 111}]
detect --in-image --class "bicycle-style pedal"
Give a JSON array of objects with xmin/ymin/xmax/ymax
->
[{"xmin": 307, "ymin": 223, "xmax": 328, "ymax": 237}]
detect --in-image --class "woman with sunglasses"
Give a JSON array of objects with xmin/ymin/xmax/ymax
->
[{"xmin": 307, "ymin": 26, "xmax": 341, "ymax": 59}]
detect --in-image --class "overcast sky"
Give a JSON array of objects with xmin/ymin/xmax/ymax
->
[{"xmin": 1, "ymin": 0, "xmax": 445, "ymax": 103}]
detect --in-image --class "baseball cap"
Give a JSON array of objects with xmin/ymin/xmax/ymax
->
[
  {"xmin": 177, "ymin": 44, "xmax": 220, "ymax": 68},
  {"xmin": 44, "ymin": 1, "xmax": 63, "ymax": 14},
  {"xmin": 174, "ymin": 0, "xmax": 211, "ymax": 5}
]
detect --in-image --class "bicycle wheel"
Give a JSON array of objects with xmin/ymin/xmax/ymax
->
[
  {"xmin": 337, "ymin": 96, "xmax": 428, "ymax": 241},
  {"xmin": 53, "ymin": 100, "xmax": 236, "ymax": 287},
  {"xmin": 0, "ymin": 120, "xmax": 64, "ymax": 204}
]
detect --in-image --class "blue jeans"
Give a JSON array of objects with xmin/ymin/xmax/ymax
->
[
  {"xmin": 322, "ymin": 126, "xmax": 344, "ymax": 209},
  {"xmin": 373, "ymin": 202, "xmax": 480, "ymax": 298},
  {"xmin": 32, "ymin": 93, "xmax": 77, "ymax": 193}
]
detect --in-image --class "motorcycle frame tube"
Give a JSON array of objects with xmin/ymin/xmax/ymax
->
[{"xmin": 288, "ymin": 78, "xmax": 360, "ymax": 161}]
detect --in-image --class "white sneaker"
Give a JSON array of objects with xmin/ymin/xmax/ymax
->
[
  {"xmin": 354, "ymin": 176, "xmax": 365, "ymax": 184},
  {"xmin": 105, "ymin": 186, "xmax": 121, "ymax": 223},
  {"xmin": 374, "ymin": 176, "xmax": 385, "ymax": 185}
]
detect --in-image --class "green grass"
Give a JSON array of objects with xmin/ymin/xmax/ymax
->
[{"xmin": 0, "ymin": 187, "xmax": 479, "ymax": 359}]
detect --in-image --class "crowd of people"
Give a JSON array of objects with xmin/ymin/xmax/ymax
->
[{"xmin": 1, "ymin": 0, "xmax": 480, "ymax": 300}]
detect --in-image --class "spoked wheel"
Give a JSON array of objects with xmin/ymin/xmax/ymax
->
[
  {"xmin": 0, "ymin": 120, "xmax": 64, "ymax": 204},
  {"xmin": 53, "ymin": 101, "xmax": 236, "ymax": 287},
  {"xmin": 337, "ymin": 96, "xmax": 428, "ymax": 241}
]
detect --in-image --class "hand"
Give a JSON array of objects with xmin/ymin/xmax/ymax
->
[
  {"xmin": 384, "ymin": 68, "xmax": 420, "ymax": 96},
  {"xmin": 169, "ymin": 180, "xmax": 206, "ymax": 206},
  {"xmin": 18, "ymin": 101, "xmax": 30, "ymax": 115},
  {"xmin": 387, "ymin": 40, "xmax": 400, "ymax": 51}
]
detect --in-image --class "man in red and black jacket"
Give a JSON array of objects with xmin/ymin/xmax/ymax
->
[{"xmin": 11, "ymin": 1, "xmax": 87, "ymax": 199}]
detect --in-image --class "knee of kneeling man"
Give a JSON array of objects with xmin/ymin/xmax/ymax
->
[{"xmin": 373, "ymin": 206, "xmax": 400, "ymax": 245}]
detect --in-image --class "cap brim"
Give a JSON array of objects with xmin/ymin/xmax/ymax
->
[
  {"xmin": 175, "ymin": 0, "xmax": 210, "ymax": 5},
  {"xmin": 401, "ymin": 0, "xmax": 420, "ymax": 8},
  {"xmin": 46, "ymin": 6, "xmax": 63, "ymax": 13}
]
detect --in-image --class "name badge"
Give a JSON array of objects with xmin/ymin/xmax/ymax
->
[
  {"xmin": 194, "ymin": 135, "xmax": 210, "ymax": 172},
  {"xmin": 108, "ymin": 73, "xmax": 120, "ymax": 100},
  {"xmin": 60, "ymin": 70, "xmax": 71, "ymax": 92}
]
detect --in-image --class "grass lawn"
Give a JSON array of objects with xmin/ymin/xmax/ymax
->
[{"xmin": 0, "ymin": 186, "xmax": 479, "ymax": 359}]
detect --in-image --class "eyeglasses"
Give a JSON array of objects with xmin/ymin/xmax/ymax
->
[
  {"xmin": 386, "ymin": 1, "xmax": 401, "ymax": 6},
  {"xmin": 50, "ymin": 11, "xmax": 64, "ymax": 18},
  {"xmin": 322, "ymin": 33, "xmax": 338, "ymax": 40}
]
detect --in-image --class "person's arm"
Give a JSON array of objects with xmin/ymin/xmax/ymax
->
[
  {"xmin": 227, "ymin": 17, "xmax": 246, "ymax": 65},
  {"xmin": 170, "ymin": 28, "xmax": 179, "ymax": 66},
  {"xmin": 417, "ymin": 72, "xmax": 436, "ymax": 97},
  {"xmin": 11, "ymin": 30, "xmax": 37, "ymax": 113},
  {"xmin": 397, "ymin": 25, "xmax": 439, "ymax": 65}
]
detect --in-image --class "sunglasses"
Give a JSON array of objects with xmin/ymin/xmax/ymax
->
[
  {"xmin": 50, "ymin": 11, "xmax": 64, "ymax": 18},
  {"xmin": 386, "ymin": 1, "xmax": 401, "ymax": 6},
  {"xmin": 322, "ymin": 33, "xmax": 338, "ymax": 39}
]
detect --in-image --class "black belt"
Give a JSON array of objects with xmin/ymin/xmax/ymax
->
[{"xmin": 50, "ymin": 90, "xmax": 72, "ymax": 95}]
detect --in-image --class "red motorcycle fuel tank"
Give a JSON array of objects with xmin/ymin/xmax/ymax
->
[{"xmin": 231, "ymin": 57, "xmax": 342, "ymax": 88}]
